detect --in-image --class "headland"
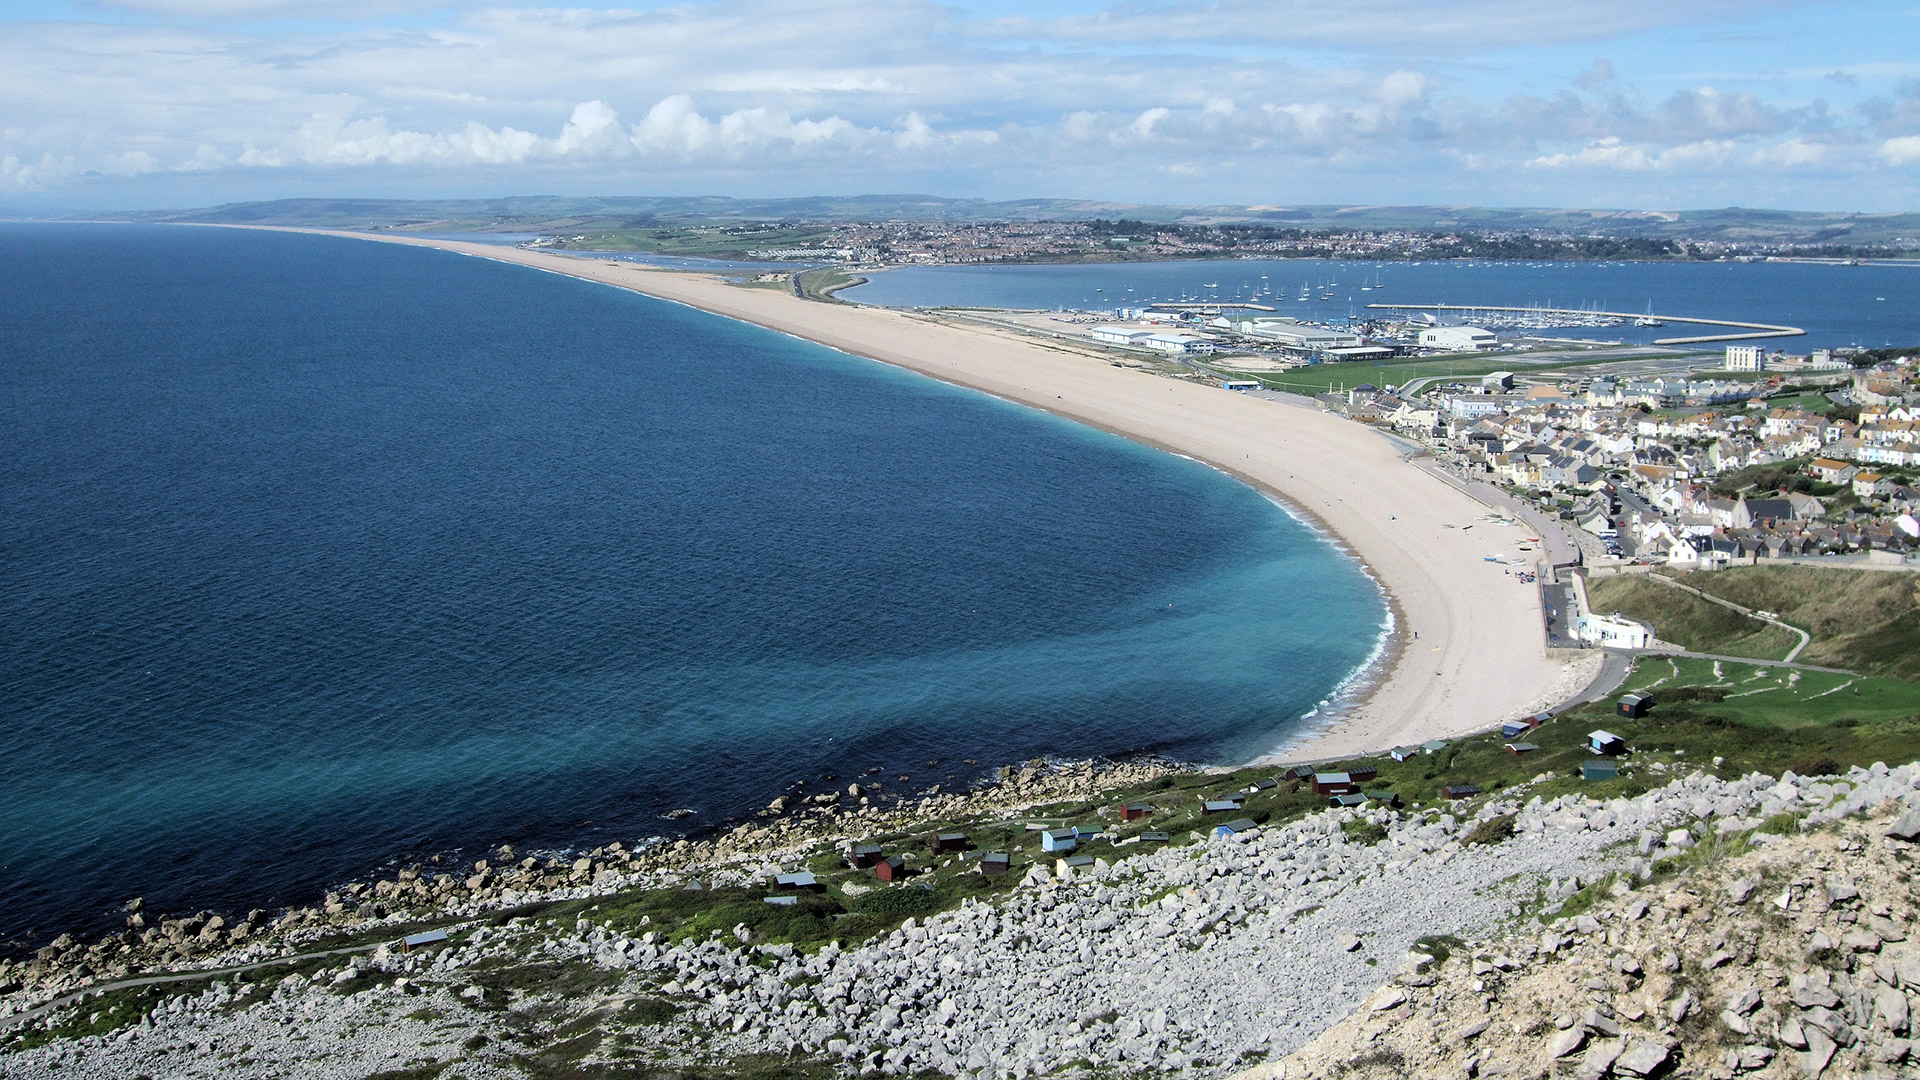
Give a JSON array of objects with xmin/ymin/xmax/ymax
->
[{"xmin": 289, "ymin": 228, "xmax": 1589, "ymax": 762}]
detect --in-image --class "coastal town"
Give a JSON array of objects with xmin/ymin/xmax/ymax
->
[
  {"xmin": 1048, "ymin": 305, "xmax": 1920, "ymax": 581},
  {"xmin": 532, "ymin": 216, "xmax": 1918, "ymax": 266}
]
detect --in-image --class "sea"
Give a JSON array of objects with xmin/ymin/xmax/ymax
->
[
  {"xmin": 843, "ymin": 258, "xmax": 1918, "ymax": 350},
  {"xmin": 0, "ymin": 224, "xmax": 1385, "ymax": 948}
]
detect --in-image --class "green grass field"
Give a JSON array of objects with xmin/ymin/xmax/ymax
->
[
  {"xmin": 1665, "ymin": 566, "xmax": 1920, "ymax": 678},
  {"xmin": 1215, "ymin": 352, "xmax": 1634, "ymax": 396},
  {"xmin": 551, "ymin": 225, "xmax": 837, "ymax": 258},
  {"xmin": 1584, "ymin": 575, "xmax": 1799, "ymax": 661},
  {"xmin": 1620, "ymin": 655, "xmax": 1920, "ymax": 728}
]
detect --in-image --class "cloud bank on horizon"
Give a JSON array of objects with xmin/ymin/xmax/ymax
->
[{"xmin": 3, "ymin": 0, "xmax": 1917, "ymax": 211}]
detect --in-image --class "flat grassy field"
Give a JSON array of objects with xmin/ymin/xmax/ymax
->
[
  {"xmin": 1216, "ymin": 357, "xmax": 1516, "ymax": 395},
  {"xmin": 1620, "ymin": 655, "xmax": 1920, "ymax": 728},
  {"xmin": 1584, "ymin": 575, "xmax": 1799, "ymax": 660},
  {"xmin": 1665, "ymin": 565, "xmax": 1920, "ymax": 678}
]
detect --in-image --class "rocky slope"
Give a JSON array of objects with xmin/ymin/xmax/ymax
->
[
  {"xmin": 1240, "ymin": 770, "xmax": 1920, "ymax": 1080},
  {"xmin": 3, "ymin": 761, "xmax": 1917, "ymax": 1079}
]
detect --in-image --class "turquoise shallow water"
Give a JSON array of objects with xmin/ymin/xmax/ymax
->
[{"xmin": 0, "ymin": 225, "xmax": 1384, "ymax": 947}]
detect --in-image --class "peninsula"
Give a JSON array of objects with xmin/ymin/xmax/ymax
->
[{"xmin": 305, "ymin": 229, "xmax": 1591, "ymax": 762}]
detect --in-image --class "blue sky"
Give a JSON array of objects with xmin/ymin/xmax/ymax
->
[{"xmin": 3, "ymin": 0, "xmax": 1917, "ymax": 212}]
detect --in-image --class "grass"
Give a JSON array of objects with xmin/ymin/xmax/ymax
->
[
  {"xmin": 1617, "ymin": 655, "xmax": 1920, "ymax": 729},
  {"xmin": 547, "ymin": 224, "xmax": 837, "ymax": 259},
  {"xmin": 796, "ymin": 268, "xmax": 863, "ymax": 302},
  {"xmin": 1662, "ymin": 566, "xmax": 1920, "ymax": 679},
  {"xmin": 1585, "ymin": 575, "xmax": 1799, "ymax": 661}
]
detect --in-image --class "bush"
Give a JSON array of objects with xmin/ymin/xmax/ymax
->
[
  {"xmin": 1342, "ymin": 821, "xmax": 1389, "ymax": 846},
  {"xmin": 850, "ymin": 887, "xmax": 936, "ymax": 917},
  {"xmin": 1463, "ymin": 814, "xmax": 1517, "ymax": 847},
  {"xmin": 784, "ymin": 914, "xmax": 825, "ymax": 940},
  {"xmin": 1663, "ymin": 686, "xmax": 1727, "ymax": 704},
  {"xmin": 1789, "ymin": 756, "xmax": 1841, "ymax": 778}
]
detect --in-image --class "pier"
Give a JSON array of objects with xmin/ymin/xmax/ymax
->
[
  {"xmin": 1364, "ymin": 303, "xmax": 1805, "ymax": 345},
  {"xmin": 1145, "ymin": 302, "xmax": 1278, "ymax": 313}
]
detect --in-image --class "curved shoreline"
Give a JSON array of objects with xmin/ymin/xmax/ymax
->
[{"xmin": 276, "ymin": 228, "xmax": 1580, "ymax": 764}]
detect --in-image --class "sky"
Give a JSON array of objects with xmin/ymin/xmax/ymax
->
[{"xmin": 3, "ymin": 0, "xmax": 1918, "ymax": 212}]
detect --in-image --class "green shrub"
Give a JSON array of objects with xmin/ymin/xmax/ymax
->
[
  {"xmin": 1463, "ymin": 814, "xmax": 1517, "ymax": 846},
  {"xmin": 850, "ymin": 887, "xmax": 936, "ymax": 917}
]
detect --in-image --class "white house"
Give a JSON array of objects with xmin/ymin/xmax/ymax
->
[{"xmin": 1576, "ymin": 611, "xmax": 1653, "ymax": 649}]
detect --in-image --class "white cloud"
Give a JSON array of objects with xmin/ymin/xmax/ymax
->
[
  {"xmin": 0, "ymin": 0, "xmax": 1912, "ymax": 208},
  {"xmin": 1881, "ymin": 135, "xmax": 1920, "ymax": 165},
  {"xmin": 1526, "ymin": 136, "xmax": 1736, "ymax": 171},
  {"xmin": 1131, "ymin": 107, "xmax": 1170, "ymax": 139}
]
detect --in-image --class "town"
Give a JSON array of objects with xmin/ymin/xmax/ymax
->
[{"xmin": 1057, "ymin": 307, "xmax": 1919, "ymax": 579}]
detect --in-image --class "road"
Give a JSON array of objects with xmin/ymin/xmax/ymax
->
[
  {"xmin": 0, "ymin": 941, "xmax": 397, "ymax": 1036},
  {"xmin": 1630, "ymin": 648, "xmax": 1852, "ymax": 675}
]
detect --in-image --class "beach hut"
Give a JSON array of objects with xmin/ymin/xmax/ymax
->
[
  {"xmin": 1121, "ymin": 802, "xmax": 1153, "ymax": 822},
  {"xmin": 1311, "ymin": 772, "xmax": 1354, "ymax": 795},
  {"xmin": 1347, "ymin": 766, "xmax": 1379, "ymax": 785},
  {"xmin": 1616, "ymin": 692, "xmax": 1653, "ymax": 718},
  {"xmin": 1214, "ymin": 818, "xmax": 1259, "ymax": 838},
  {"xmin": 1589, "ymin": 730, "xmax": 1628, "ymax": 755},
  {"xmin": 1440, "ymin": 784, "xmax": 1481, "ymax": 800},
  {"xmin": 1062, "ymin": 855, "xmax": 1095, "ymax": 869},
  {"xmin": 400, "ymin": 930, "xmax": 448, "ymax": 954},
  {"xmin": 1500, "ymin": 720, "xmax": 1531, "ymax": 739},
  {"xmin": 930, "ymin": 833, "xmax": 970, "ymax": 855},
  {"xmin": 1284, "ymin": 765, "xmax": 1315, "ymax": 781},
  {"xmin": 979, "ymin": 852, "xmax": 1011, "ymax": 876},
  {"xmin": 1363, "ymin": 789, "xmax": 1400, "ymax": 807},
  {"xmin": 1247, "ymin": 777, "xmax": 1279, "ymax": 793},
  {"xmin": 1531, "ymin": 712, "xmax": 1552, "ymax": 727},
  {"xmin": 1138, "ymin": 831, "xmax": 1171, "ymax": 843},
  {"xmin": 1421, "ymin": 740, "xmax": 1449, "ymax": 755},
  {"xmin": 1581, "ymin": 759, "xmax": 1620, "ymax": 781},
  {"xmin": 849, "ymin": 843, "xmax": 884, "ymax": 868},
  {"xmin": 1040, "ymin": 829, "xmax": 1078, "ymax": 853},
  {"xmin": 874, "ymin": 855, "xmax": 907, "ymax": 882},
  {"xmin": 774, "ymin": 870, "xmax": 820, "ymax": 890},
  {"xmin": 1329, "ymin": 792, "xmax": 1368, "ymax": 808},
  {"xmin": 1389, "ymin": 745, "xmax": 1420, "ymax": 762},
  {"xmin": 1504, "ymin": 742, "xmax": 1540, "ymax": 755},
  {"xmin": 1202, "ymin": 799, "xmax": 1244, "ymax": 815}
]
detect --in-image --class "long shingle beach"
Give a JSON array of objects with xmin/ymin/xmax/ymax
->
[{"xmin": 308, "ymin": 230, "xmax": 1596, "ymax": 762}]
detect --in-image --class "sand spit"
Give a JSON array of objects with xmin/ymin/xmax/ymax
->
[{"xmin": 288, "ymin": 230, "xmax": 1578, "ymax": 762}]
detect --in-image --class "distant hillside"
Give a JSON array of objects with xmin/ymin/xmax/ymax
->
[{"xmin": 84, "ymin": 196, "xmax": 1920, "ymax": 246}]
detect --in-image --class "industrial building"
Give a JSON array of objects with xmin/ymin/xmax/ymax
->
[{"xmin": 1418, "ymin": 326, "xmax": 1497, "ymax": 353}]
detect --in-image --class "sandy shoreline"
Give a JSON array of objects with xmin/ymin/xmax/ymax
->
[{"xmin": 284, "ymin": 229, "xmax": 1584, "ymax": 763}]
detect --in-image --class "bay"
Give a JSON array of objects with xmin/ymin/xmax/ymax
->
[
  {"xmin": 0, "ymin": 225, "xmax": 1382, "ymax": 945},
  {"xmin": 844, "ymin": 258, "xmax": 1918, "ymax": 350}
]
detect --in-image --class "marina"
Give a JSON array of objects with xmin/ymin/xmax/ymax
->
[{"xmin": 1364, "ymin": 302, "xmax": 1806, "ymax": 345}]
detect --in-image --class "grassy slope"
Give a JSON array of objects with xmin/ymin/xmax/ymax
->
[
  {"xmin": 1584, "ymin": 575, "xmax": 1799, "ymax": 661},
  {"xmin": 1667, "ymin": 566, "xmax": 1920, "ymax": 678}
]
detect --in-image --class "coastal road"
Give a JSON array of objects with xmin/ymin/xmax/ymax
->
[{"xmin": 0, "ymin": 940, "xmax": 400, "ymax": 1036}]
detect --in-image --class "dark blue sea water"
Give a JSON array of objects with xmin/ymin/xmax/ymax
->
[
  {"xmin": 0, "ymin": 224, "xmax": 1383, "ymax": 947},
  {"xmin": 845, "ymin": 259, "xmax": 1918, "ymax": 350}
]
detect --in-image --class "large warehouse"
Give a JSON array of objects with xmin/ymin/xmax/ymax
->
[{"xmin": 1418, "ymin": 326, "xmax": 1498, "ymax": 353}]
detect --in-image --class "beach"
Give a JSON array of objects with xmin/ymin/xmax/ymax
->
[{"xmin": 304, "ymin": 231, "xmax": 1592, "ymax": 762}]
